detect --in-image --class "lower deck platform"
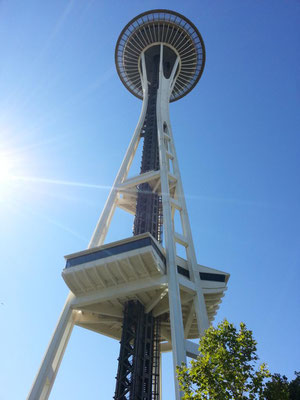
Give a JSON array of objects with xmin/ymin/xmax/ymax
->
[{"xmin": 62, "ymin": 233, "xmax": 229, "ymax": 343}]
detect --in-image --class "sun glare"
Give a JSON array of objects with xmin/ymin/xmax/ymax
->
[{"xmin": 0, "ymin": 155, "xmax": 15, "ymax": 183}]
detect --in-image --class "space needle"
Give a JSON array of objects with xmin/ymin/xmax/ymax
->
[{"xmin": 28, "ymin": 10, "xmax": 229, "ymax": 400}]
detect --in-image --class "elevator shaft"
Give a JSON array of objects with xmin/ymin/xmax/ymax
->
[
  {"xmin": 114, "ymin": 53, "xmax": 162, "ymax": 400},
  {"xmin": 133, "ymin": 54, "xmax": 162, "ymax": 241}
]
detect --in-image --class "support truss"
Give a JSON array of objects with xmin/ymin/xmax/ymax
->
[{"xmin": 114, "ymin": 301, "xmax": 160, "ymax": 400}]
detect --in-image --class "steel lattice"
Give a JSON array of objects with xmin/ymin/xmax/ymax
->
[{"xmin": 115, "ymin": 46, "xmax": 162, "ymax": 400}]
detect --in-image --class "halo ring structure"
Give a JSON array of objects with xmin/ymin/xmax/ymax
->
[{"xmin": 115, "ymin": 9, "xmax": 206, "ymax": 102}]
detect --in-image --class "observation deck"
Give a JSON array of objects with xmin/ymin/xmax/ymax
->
[
  {"xmin": 62, "ymin": 233, "xmax": 229, "ymax": 343},
  {"xmin": 115, "ymin": 9, "xmax": 205, "ymax": 102}
]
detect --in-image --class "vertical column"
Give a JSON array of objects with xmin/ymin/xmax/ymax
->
[
  {"xmin": 167, "ymin": 124, "xmax": 209, "ymax": 336},
  {"xmin": 156, "ymin": 44, "xmax": 186, "ymax": 400}
]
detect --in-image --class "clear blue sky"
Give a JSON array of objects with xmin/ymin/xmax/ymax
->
[{"xmin": 0, "ymin": 1, "xmax": 299, "ymax": 399}]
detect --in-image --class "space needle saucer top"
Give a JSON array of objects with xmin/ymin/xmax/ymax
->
[{"xmin": 115, "ymin": 9, "xmax": 206, "ymax": 102}]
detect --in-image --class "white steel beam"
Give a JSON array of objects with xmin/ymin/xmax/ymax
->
[
  {"xmin": 137, "ymin": 254, "xmax": 150, "ymax": 276},
  {"xmin": 185, "ymin": 340, "xmax": 199, "ymax": 359},
  {"xmin": 157, "ymin": 46, "xmax": 186, "ymax": 400},
  {"xmin": 152, "ymin": 292, "xmax": 193, "ymax": 317},
  {"xmin": 27, "ymin": 293, "xmax": 75, "ymax": 400},
  {"xmin": 115, "ymin": 260, "xmax": 128, "ymax": 283},
  {"xmin": 77, "ymin": 303, "xmax": 123, "ymax": 318},
  {"xmin": 118, "ymin": 170, "xmax": 160, "ymax": 190},
  {"xmin": 170, "ymin": 198, "xmax": 182, "ymax": 211},
  {"xmin": 178, "ymin": 274, "xmax": 196, "ymax": 293},
  {"xmin": 71, "ymin": 275, "xmax": 168, "ymax": 308},
  {"xmin": 166, "ymin": 113, "xmax": 209, "ymax": 336},
  {"xmin": 184, "ymin": 302, "xmax": 195, "ymax": 338},
  {"xmin": 145, "ymin": 288, "xmax": 168, "ymax": 313},
  {"xmin": 75, "ymin": 312, "xmax": 122, "ymax": 325},
  {"xmin": 160, "ymin": 59, "xmax": 211, "ymax": 336},
  {"xmin": 174, "ymin": 232, "xmax": 188, "ymax": 247},
  {"xmin": 88, "ymin": 53, "xmax": 149, "ymax": 248}
]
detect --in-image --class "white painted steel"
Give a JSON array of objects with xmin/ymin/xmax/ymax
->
[
  {"xmin": 27, "ymin": 293, "xmax": 75, "ymax": 400},
  {"xmin": 165, "ymin": 105, "xmax": 209, "ymax": 335},
  {"xmin": 27, "ymin": 53, "xmax": 150, "ymax": 400},
  {"xmin": 185, "ymin": 340, "xmax": 200, "ymax": 359},
  {"xmin": 28, "ymin": 41, "xmax": 226, "ymax": 400},
  {"xmin": 184, "ymin": 302, "xmax": 195, "ymax": 338},
  {"xmin": 71, "ymin": 274, "xmax": 168, "ymax": 309},
  {"xmin": 88, "ymin": 52, "xmax": 149, "ymax": 248},
  {"xmin": 156, "ymin": 44, "xmax": 186, "ymax": 400},
  {"xmin": 154, "ymin": 43, "xmax": 209, "ymax": 398}
]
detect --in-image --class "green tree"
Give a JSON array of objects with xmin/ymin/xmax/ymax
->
[
  {"xmin": 177, "ymin": 320, "xmax": 269, "ymax": 399},
  {"xmin": 263, "ymin": 373, "xmax": 289, "ymax": 400},
  {"xmin": 289, "ymin": 372, "xmax": 300, "ymax": 400},
  {"xmin": 262, "ymin": 371, "xmax": 300, "ymax": 400}
]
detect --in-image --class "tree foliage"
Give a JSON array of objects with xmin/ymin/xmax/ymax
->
[
  {"xmin": 263, "ymin": 371, "xmax": 300, "ymax": 400},
  {"xmin": 289, "ymin": 372, "xmax": 300, "ymax": 400},
  {"xmin": 263, "ymin": 373, "xmax": 289, "ymax": 400},
  {"xmin": 177, "ymin": 320, "xmax": 269, "ymax": 399}
]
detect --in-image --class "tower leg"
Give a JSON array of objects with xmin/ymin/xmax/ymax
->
[
  {"xmin": 167, "ymin": 126, "xmax": 210, "ymax": 337},
  {"xmin": 27, "ymin": 293, "xmax": 75, "ymax": 400},
  {"xmin": 156, "ymin": 45, "xmax": 186, "ymax": 400},
  {"xmin": 88, "ymin": 53, "xmax": 149, "ymax": 249}
]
